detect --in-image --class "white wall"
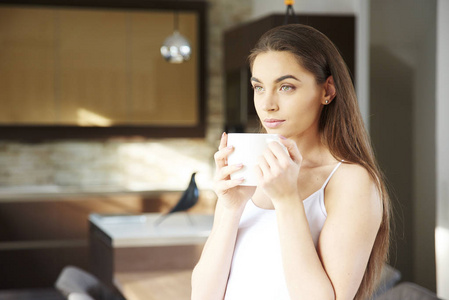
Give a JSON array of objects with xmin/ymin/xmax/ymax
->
[
  {"xmin": 370, "ymin": 0, "xmax": 437, "ymax": 290},
  {"xmin": 250, "ymin": 0, "xmax": 370, "ymax": 125},
  {"xmin": 436, "ymin": 0, "xmax": 449, "ymax": 298},
  {"xmin": 412, "ymin": 1, "xmax": 437, "ymax": 290},
  {"xmin": 353, "ymin": 0, "xmax": 370, "ymax": 129}
]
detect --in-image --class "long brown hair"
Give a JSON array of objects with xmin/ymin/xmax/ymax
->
[{"xmin": 248, "ymin": 24, "xmax": 390, "ymax": 299}]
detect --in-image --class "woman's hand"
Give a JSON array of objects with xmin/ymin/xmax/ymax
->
[
  {"xmin": 255, "ymin": 137, "xmax": 302, "ymax": 206},
  {"xmin": 213, "ymin": 132, "xmax": 256, "ymax": 211}
]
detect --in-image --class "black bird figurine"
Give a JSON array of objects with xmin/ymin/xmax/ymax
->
[{"xmin": 154, "ymin": 172, "xmax": 199, "ymax": 226}]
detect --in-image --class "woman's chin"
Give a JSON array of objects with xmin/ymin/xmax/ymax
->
[{"xmin": 265, "ymin": 128, "xmax": 284, "ymax": 135}]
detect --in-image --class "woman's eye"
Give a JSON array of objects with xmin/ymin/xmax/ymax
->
[
  {"xmin": 280, "ymin": 85, "xmax": 294, "ymax": 92},
  {"xmin": 253, "ymin": 86, "xmax": 264, "ymax": 93}
]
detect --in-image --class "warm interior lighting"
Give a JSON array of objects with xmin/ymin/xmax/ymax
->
[
  {"xmin": 117, "ymin": 141, "xmax": 213, "ymax": 190},
  {"xmin": 435, "ymin": 226, "xmax": 449, "ymax": 297},
  {"xmin": 77, "ymin": 108, "xmax": 113, "ymax": 126},
  {"xmin": 160, "ymin": 10, "xmax": 191, "ymax": 63}
]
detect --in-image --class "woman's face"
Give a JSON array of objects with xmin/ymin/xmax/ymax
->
[{"xmin": 251, "ymin": 51, "xmax": 325, "ymax": 140}]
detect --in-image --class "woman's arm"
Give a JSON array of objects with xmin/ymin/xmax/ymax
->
[
  {"xmin": 191, "ymin": 201, "xmax": 244, "ymax": 300},
  {"xmin": 191, "ymin": 133, "xmax": 256, "ymax": 300},
  {"xmin": 316, "ymin": 163, "xmax": 382, "ymax": 299},
  {"xmin": 275, "ymin": 199, "xmax": 336, "ymax": 299},
  {"xmin": 257, "ymin": 140, "xmax": 382, "ymax": 299}
]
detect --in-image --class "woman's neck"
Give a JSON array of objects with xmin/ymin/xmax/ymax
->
[{"xmin": 289, "ymin": 131, "xmax": 335, "ymax": 168}]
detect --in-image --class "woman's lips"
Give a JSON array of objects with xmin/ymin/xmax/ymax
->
[{"xmin": 263, "ymin": 119, "xmax": 285, "ymax": 128}]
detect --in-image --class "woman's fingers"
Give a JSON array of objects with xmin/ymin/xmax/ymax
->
[
  {"xmin": 218, "ymin": 132, "xmax": 228, "ymax": 151},
  {"xmin": 278, "ymin": 138, "xmax": 303, "ymax": 165},
  {"xmin": 216, "ymin": 163, "xmax": 243, "ymax": 181},
  {"xmin": 214, "ymin": 144, "xmax": 234, "ymax": 171},
  {"xmin": 262, "ymin": 146, "xmax": 280, "ymax": 173},
  {"xmin": 214, "ymin": 177, "xmax": 244, "ymax": 192},
  {"xmin": 258, "ymin": 139, "xmax": 302, "ymax": 182},
  {"xmin": 257, "ymin": 155, "xmax": 271, "ymax": 177},
  {"xmin": 213, "ymin": 132, "xmax": 246, "ymax": 193},
  {"xmin": 214, "ymin": 163, "xmax": 244, "ymax": 193}
]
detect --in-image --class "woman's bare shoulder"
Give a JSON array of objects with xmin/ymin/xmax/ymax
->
[
  {"xmin": 325, "ymin": 161, "xmax": 382, "ymax": 217},
  {"xmin": 330, "ymin": 161, "xmax": 376, "ymax": 188}
]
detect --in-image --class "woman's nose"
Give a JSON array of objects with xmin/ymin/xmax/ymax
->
[{"xmin": 261, "ymin": 94, "xmax": 279, "ymax": 111}]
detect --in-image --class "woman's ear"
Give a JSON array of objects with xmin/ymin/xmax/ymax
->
[{"xmin": 323, "ymin": 76, "xmax": 336, "ymax": 105}]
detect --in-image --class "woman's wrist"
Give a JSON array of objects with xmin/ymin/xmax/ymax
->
[
  {"xmin": 272, "ymin": 193, "xmax": 302, "ymax": 211},
  {"xmin": 216, "ymin": 198, "xmax": 246, "ymax": 218}
]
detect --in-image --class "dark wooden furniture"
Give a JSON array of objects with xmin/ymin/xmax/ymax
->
[
  {"xmin": 0, "ymin": 288, "xmax": 64, "ymax": 300},
  {"xmin": 88, "ymin": 213, "xmax": 212, "ymax": 290},
  {"xmin": 0, "ymin": 189, "xmax": 179, "ymax": 290},
  {"xmin": 114, "ymin": 269, "xmax": 193, "ymax": 300}
]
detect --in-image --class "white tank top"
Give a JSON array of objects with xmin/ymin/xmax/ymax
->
[{"xmin": 224, "ymin": 162, "xmax": 342, "ymax": 300}]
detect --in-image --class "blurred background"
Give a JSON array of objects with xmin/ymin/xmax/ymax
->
[{"xmin": 0, "ymin": 0, "xmax": 447, "ymax": 299}]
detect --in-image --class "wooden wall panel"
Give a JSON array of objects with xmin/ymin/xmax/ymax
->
[
  {"xmin": 0, "ymin": 7, "xmax": 198, "ymax": 127},
  {"xmin": 0, "ymin": 7, "xmax": 56, "ymax": 124},
  {"xmin": 58, "ymin": 9, "xmax": 128, "ymax": 125},
  {"xmin": 129, "ymin": 12, "xmax": 198, "ymax": 125}
]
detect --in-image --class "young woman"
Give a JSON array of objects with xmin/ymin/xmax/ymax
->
[{"xmin": 191, "ymin": 24, "xmax": 390, "ymax": 300}]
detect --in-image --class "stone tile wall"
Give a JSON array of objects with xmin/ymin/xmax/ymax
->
[{"xmin": 0, "ymin": 139, "xmax": 215, "ymax": 190}]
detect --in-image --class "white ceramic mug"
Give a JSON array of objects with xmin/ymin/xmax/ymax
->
[{"xmin": 227, "ymin": 133, "xmax": 285, "ymax": 186}]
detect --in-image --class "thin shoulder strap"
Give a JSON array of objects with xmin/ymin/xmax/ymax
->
[{"xmin": 321, "ymin": 161, "xmax": 343, "ymax": 189}]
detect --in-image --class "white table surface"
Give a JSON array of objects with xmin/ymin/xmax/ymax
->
[{"xmin": 89, "ymin": 212, "xmax": 214, "ymax": 248}]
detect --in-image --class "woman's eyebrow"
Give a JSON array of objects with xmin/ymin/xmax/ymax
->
[
  {"xmin": 250, "ymin": 75, "xmax": 300, "ymax": 83},
  {"xmin": 275, "ymin": 75, "xmax": 300, "ymax": 83}
]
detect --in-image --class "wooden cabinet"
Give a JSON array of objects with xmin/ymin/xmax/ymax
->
[
  {"xmin": 0, "ymin": 6, "xmax": 197, "ymax": 126},
  {"xmin": 0, "ymin": 1, "xmax": 207, "ymax": 139},
  {"xmin": 88, "ymin": 213, "xmax": 212, "ymax": 290},
  {"xmin": 0, "ymin": 7, "xmax": 56, "ymax": 124}
]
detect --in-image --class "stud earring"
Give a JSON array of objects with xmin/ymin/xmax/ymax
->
[{"xmin": 325, "ymin": 100, "xmax": 329, "ymax": 104}]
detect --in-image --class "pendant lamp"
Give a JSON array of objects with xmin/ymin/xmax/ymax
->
[
  {"xmin": 284, "ymin": 0, "xmax": 299, "ymax": 24},
  {"xmin": 160, "ymin": 10, "xmax": 191, "ymax": 63}
]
